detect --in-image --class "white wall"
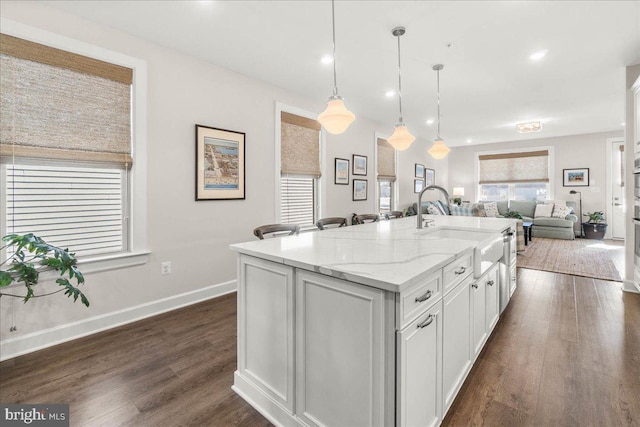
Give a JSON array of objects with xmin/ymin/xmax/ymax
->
[
  {"xmin": 447, "ymin": 131, "xmax": 623, "ymax": 224},
  {"xmin": 0, "ymin": 1, "xmax": 450, "ymax": 357}
]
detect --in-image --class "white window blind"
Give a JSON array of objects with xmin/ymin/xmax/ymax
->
[
  {"xmin": 280, "ymin": 176, "xmax": 315, "ymax": 226},
  {"xmin": 5, "ymin": 163, "xmax": 125, "ymax": 258}
]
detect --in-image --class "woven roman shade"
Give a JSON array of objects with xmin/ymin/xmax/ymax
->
[
  {"xmin": 280, "ymin": 112, "xmax": 321, "ymax": 178},
  {"xmin": 479, "ymin": 150, "xmax": 549, "ymax": 184},
  {"xmin": 0, "ymin": 34, "xmax": 133, "ymax": 168},
  {"xmin": 377, "ymin": 138, "xmax": 396, "ymax": 181}
]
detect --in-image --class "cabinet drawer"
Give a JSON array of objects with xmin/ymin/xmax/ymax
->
[
  {"xmin": 397, "ymin": 271, "xmax": 442, "ymax": 329},
  {"xmin": 443, "ymin": 252, "xmax": 473, "ymax": 294}
]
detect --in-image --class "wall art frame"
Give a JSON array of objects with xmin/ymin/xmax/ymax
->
[
  {"xmin": 563, "ymin": 168, "xmax": 589, "ymax": 187},
  {"xmin": 353, "ymin": 154, "xmax": 368, "ymax": 176},
  {"xmin": 353, "ymin": 179, "xmax": 368, "ymax": 201},
  {"xmin": 334, "ymin": 158, "xmax": 349, "ymax": 185},
  {"xmin": 195, "ymin": 124, "xmax": 245, "ymax": 200}
]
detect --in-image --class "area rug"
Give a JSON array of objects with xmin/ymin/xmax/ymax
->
[{"xmin": 516, "ymin": 238, "xmax": 622, "ymax": 282}]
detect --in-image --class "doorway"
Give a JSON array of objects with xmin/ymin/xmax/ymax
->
[{"xmin": 610, "ymin": 139, "xmax": 625, "ymax": 240}]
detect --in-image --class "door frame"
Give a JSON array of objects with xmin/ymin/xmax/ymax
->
[{"xmin": 606, "ymin": 136, "xmax": 626, "ymax": 240}]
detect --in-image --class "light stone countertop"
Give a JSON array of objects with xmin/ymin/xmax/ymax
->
[{"xmin": 230, "ymin": 215, "xmax": 516, "ymax": 292}]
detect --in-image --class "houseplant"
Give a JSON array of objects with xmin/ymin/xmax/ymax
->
[
  {"xmin": 582, "ymin": 211, "xmax": 607, "ymax": 240},
  {"xmin": 0, "ymin": 233, "xmax": 89, "ymax": 306}
]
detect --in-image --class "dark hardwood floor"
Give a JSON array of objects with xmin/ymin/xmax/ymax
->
[{"xmin": 1, "ymin": 268, "xmax": 639, "ymax": 426}]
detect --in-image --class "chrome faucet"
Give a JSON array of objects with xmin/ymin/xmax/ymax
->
[{"xmin": 417, "ymin": 185, "xmax": 451, "ymax": 229}]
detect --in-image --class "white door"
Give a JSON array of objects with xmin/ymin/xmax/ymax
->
[{"xmin": 611, "ymin": 140, "xmax": 625, "ymax": 239}]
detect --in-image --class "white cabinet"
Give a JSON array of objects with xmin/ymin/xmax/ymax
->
[
  {"xmin": 484, "ymin": 264, "xmax": 500, "ymax": 333},
  {"xmin": 295, "ymin": 270, "xmax": 389, "ymax": 427},
  {"xmin": 237, "ymin": 255, "xmax": 295, "ymax": 412},
  {"xmin": 396, "ymin": 301, "xmax": 443, "ymax": 427},
  {"xmin": 470, "ymin": 275, "xmax": 487, "ymax": 359},
  {"xmin": 471, "ymin": 263, "xmax": 500, "ymax": 361},
  {"xmin": 442, "ymin": 275, "xmax": 473, "ymax": 413}
]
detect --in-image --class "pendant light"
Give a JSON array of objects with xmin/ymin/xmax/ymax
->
[
  {"xmin": 317, "ymin": 0, "xmax": 355, "ymax": 134},
  {"xmin": 387, "ymin": 26, "xmax": 415, "ymax": 151},
  {"xmin": 428, "ymin": 64, "xmax": 451, "ymax": 159}
]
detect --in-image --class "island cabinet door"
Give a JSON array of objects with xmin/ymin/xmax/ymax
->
[
  {"xmin": 442, "ymin": 276, "xmax": 473, "ymax": 414},
  {"xmin": 295, "ymin": 270, "xmax": 389, "ymax": 427},
  {"xmin": 396, "ymin": 300, "xmax": 443, "ymax": 427},
  {"xmin": 484, "ymin": 263, "xmax": 500, "ymax": 333},
  {"xmin": 470, "ymin": 277, "xmax": 487, "ymax": 360},
  {"xmin": 237, "ymin": 255, "xmax": 295, "ymax": 413}
]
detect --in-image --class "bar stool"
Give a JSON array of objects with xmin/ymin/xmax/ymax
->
[
  {"xmin": 351, "ymin": 213, "xmax": 380, "ymax": 225},
  {"xmin": 316, "ymin": 217, "xmax": 348, "ymax": 230},
  {"xmin": 253, "ymin": 224, "xmax": 300, "ymax": 240},
  {"xmin": 385, "ymin": 211, "xmax": 404, "ymax": 220}
]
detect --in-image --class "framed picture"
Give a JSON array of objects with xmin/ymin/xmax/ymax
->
[
  {"xmin": 414, "ymin": 179, "xmax": 424, "ymax": 193},
  {"xmin": 353, "ymin": 179, "xmax": 368, "ymax": 201},
  {"xmin": 415, "ymin": 163, "xmax": 425, "ymax": 178},
  {"xmin": 425, "ymin": 168, "xmax": 435, "ymax": 187},
  {"xmin": 196, "ymin": 124, "xmax": 245, "ymax": 200},
  {"xmin": 563, "ymin": 168, "xmax": 589, "ymax": 187},
  {"xmin": 353, "ymin": 154, "xmax": 367, "ymax": 176},
  {"xmin": 335, "ymin": 158, "xmax": 349, "ymax": 185}
]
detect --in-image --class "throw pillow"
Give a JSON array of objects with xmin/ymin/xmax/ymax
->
[
  {"xmin": 545, "ymin": 199, "xmax": 567, "ymax": 207},
  {"xmin": 484, "ymin": 202, "xmax": 499, "ymax": 217},
  {"xmin": 436, "ymin": 200, "xmax": 450, "ymax": 215},
  {"xmin": 552, "ymin": 205, "xmax": 572, "ymax": 219},
  {"xmin": 427, "ymin": 204, "xmax": 442, "ymax": 215},
  {"xmin": 477, "ymin": 209, "xmax": 487, "ymax": 217},
  {"xmin": 534, "ymin": 203, "xmax": 554, "ymax": 218}
]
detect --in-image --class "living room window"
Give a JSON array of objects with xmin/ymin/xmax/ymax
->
[
  {"xmin": 376, "ymin": 137, "xmax": 396, "ymax": 215},
  {"xmin": 0, "ymin": 28, "xmax": 148, "ymax": 272},
  {"xmin": 279, "ymin": 111, "xmax": 321, "ymax": 227},
  {"xmin": 478, "ymin": 150, "xmax": 550, "ymax": 202},
  {"xmin": 0, "ymin": 33, "xmax": 136, "ymax": 261}
]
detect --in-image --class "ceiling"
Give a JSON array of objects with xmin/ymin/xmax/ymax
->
[{"xmin": 44, "ymin": 0, "xmax": 640, "ymax": 147}]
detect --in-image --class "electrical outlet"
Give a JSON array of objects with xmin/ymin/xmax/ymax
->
[{"xmin": 161, "ymin": 261, "xmax": 172, "ymax": 275}]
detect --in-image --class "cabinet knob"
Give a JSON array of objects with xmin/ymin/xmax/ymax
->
[
  {"xmin": 487, "ymin": 280, "xmax": 494, "ymax": 286},
  {"xmin": 454, "ymin": 266, "xmax": 466, "ymax": 275},
  {"xmin": 417, "ymin": 314, "xmax": 434, "ymax": 329},
  {"xmin": 415, "ymin": 290, "xmax": 432, "ymax": 303},
  {"xmin": 472, "ymin": 283, "xmax": 479, "ymax": 289}
]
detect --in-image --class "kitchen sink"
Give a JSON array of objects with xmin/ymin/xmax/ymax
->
[{"xmin": 418, "ymin": 227, "xmax": 504, "ymax": 278}]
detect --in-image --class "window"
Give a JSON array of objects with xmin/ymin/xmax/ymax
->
[
  {"xmin": 0, "ymin": 33, "xmax": 135, "ymax": 261},
  {"xmin": 376, "ymin": 138, "xmax": 396, "ymax": 214},
  {"xmin": 478, "ymin": 150, "xmax": 550, "ymax": 201},
  {"xmin": 279, "ymin": 111, "xmax": 321, "ymax": 227}
]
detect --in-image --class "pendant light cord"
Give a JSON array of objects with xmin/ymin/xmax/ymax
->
[
  {"xmin": 396, "ymin": 34, "xmax": 403, "ymax": 124},
  {"xmin": 436, "ymin": 68, "xmax": 441, "ymax": 139},
  {"xmin": 331, "ymin": 0, "xmax": 338, "ymax": 97}
]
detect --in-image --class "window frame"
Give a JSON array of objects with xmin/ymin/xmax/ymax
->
[
  {"xmin": 1, "ymin": 18, "xmax": 149, "ymax": 273},
  {"xmin": 374, "ymin": 132, "xmax": 398, "ymax": 215},
  {"xmin": 275, "ymin": 103, "xmax": 324, "ymax": 230},
  {"xmin": 475, "ymin": 146, "xmax": 554, "ymax": 202}
]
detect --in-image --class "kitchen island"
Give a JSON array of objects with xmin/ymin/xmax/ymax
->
[{"xmin": 230, "ymin": 215, "xmax": 516, "ymax": 427}]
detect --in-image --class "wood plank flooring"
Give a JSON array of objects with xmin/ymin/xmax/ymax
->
[{"xmin": 1, "ymin": 268, "xmax": 639, "ymax": 426}]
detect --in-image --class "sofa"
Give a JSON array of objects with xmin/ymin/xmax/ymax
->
[
  {"xmin": 413, "ymin": 199, "xmax": 578, "ymax": 240},
  {"xmin": 485, "ymin": 200, "xmax": 578, "ymax": 240}
]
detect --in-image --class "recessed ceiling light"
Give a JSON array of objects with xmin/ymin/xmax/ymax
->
[
  {"xmin": 466, "ymin": 139, "xmax": 472, "ymax": 143},
  {"xmin": 321, "ymin": 55, "xmax": 333, "ymax": 64},
  {"xmin": 425, "ymin": 118, "xmax": 435, "ymax": 126},
  {"xmin": 622, "ymin": 122, "xmax": 626, "ymax": 126},
  {"xmin": 516, "ymin": 121, "xmax": 542, "ymax": 133},
  {"xmin": 529, "ymin": 50, "xmax": 548, "ymax": 61},
  {"xmin": 385, "ymin": 90, "xmax": 396, "ymax": 97}
]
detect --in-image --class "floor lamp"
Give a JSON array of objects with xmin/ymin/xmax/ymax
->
[{"xmin": 569, "ymin": 190, "xmax": 584, "ymax": 237}]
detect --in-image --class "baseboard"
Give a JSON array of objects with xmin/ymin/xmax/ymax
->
[
  {"xmin": 622, "ymin": 279, "xmax": 640, "ymax": 293},
  {"xmin": 0, "ymin": 280, "xmax": 237, "ymax": 361}
]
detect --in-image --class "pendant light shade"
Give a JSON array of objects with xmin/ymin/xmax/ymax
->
[
  {"xmin": 388, "ymin": 124, "xmax": 415, "ymax": 151},
  {"xmin": 428, "ymin": 64, "xmax": 450, "ymax": 159},
  {"xmin": 318, "ymin": 97, "xmax": 355, "ymax": 134},
  {"xmin": 317, "ymin": 0, "xmax": 355, "ymax": 135},
  {"xmin": 428, "ymin": 138, "xmax": 451, "ymax": 159},
  {"xmin": 388, "ymin": 26, "xmax": 414, "ymax": 151}
]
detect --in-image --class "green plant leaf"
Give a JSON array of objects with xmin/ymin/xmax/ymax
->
[{"xmin": 0, "ymin": 270, "xmax": 13, "ymax": 287}]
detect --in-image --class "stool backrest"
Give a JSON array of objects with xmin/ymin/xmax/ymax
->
[
  {"xmin": 253, "ymin": 224, "xmax": 300, "ymax": 240},
  {"xmin": 316, "ymin": 217, "xmax": 348, "ymax": 230}
]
